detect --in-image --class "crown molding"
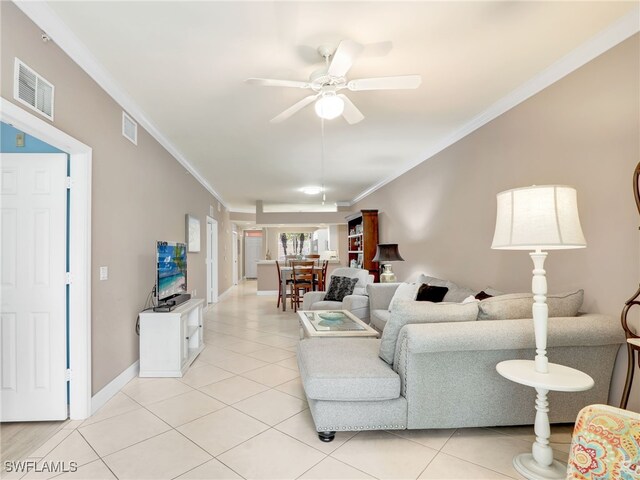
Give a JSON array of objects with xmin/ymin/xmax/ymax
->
[
  {"xmin": 351, "ymin": 6, "xmax": 640, "ymax": 205},
  {"xmin": 13, "ymin": 0, "xmax": 229, "ymax": 209}
]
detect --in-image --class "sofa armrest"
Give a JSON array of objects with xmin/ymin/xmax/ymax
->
[
  {"xmin": 302, "ymin": 291, "xmax": 327, "ymax": 310},
  {"xmin": 342, "ymin": 295, "xmax": 370, "ymax": 322},
  {"xmin": 397, "ymin": 314, "xmax": 623, "ymax": 357},
  {"xmin": 366, "ymin": 283, "xmax": 401, "ymax": 311}
]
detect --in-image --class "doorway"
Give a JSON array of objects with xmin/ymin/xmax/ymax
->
[
  {"xmin": 206, "ymin": 217, "xmax": 218, "ymax": 304},
  {"xmin": 244, "ymin": 233, "xmax": 262, "ymax": 279},
  {"xmin": 232, "ymin": 231, "xmax": 239, "ymax": 285},
  {"xmin": 1, "ymin": 99, "xmax": 92, "ymax": 420}
]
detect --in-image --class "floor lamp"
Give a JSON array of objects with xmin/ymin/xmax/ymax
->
[{"xmin": 491, "ymin": 185, "xmax": 594, "ymax": 480}]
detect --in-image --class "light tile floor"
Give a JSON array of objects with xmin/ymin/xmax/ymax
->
[{"xmin": 8, "ymin": 281, "xmax": 574, "ymax": 479}]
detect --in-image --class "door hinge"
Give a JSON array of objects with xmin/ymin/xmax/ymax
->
[
  {"xmin": 65, "ymin": 272, "xmax": 72, "ymax": 285},
  {"xmin": 66, "ymin": 176, "xmax": 72, "ymax": 189},
  {"xmin": 65, "ymin": 369, "xmax": 72, "ymax": 381}
]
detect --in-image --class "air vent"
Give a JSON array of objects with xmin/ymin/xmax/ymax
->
[
  {"xmin": 122, "ymin": 111, "xmax": 137, "ymax": 145},
  {"xmin": 14, "ymin": 58, "xmax": 54, "ymax": 120}
]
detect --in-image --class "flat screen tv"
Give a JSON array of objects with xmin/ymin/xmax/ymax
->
[{"xmin": 156, "ymin": 241, "xmax": 187, "ymax": 302}]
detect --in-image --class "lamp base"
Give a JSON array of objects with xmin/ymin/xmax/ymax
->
[
  {"xmin": 379, "ymin": 264, "xmax": 396, "ymax": 283},
  {"xmin": 513, "ymin": 454, "xmax": 566, "ymax": 480}
]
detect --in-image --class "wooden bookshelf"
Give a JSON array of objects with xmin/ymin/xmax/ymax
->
[{"xmin": 345, "ymin": 209, "xmax": 379, "ymax": 282}]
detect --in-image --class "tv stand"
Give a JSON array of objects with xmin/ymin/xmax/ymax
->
[{"xmin": 139, "ymin": 298, "xmax": 204, "ymax": 377}]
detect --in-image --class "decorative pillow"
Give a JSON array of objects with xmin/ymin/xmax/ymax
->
[
  {"xmin": 475, "ymin": 290, "xmax": 493, "ymax": 300},
  {"xmin": 478, "ymin": 290, "xmax": 584, "ymax": 320},
  {"xmin": 388, "ymin": 283, "xmax": 422, "ymax": 311},
  {"xmin": 416, "ymin": 274, "xmax": 447, "ymax": 287},
  {"xmin": 482, "ymin": 287, "xmax": 504, "ymax": 297},
  {"xmin": 416, "ymin": 284, "xmax": 448, "ymax": 302},
  {"xmin": 379, "ymin": 300, "xmax": 479, "ymax": 364},
  {"xmin": 324, "ymin": 276, "xmax": 358, "ymax": 302}
]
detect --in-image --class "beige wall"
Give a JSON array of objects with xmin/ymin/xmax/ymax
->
[
  {"xmin": 355, "ymin": 34, "xmax": 640, "ymax": 410},
  {"xmin": 1, "ymin": 3, "xmax": 233, "ymax": 394}
]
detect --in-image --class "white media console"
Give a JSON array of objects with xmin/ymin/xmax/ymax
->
[{"xmin": 139, "ymin": 298, "xmax": 205, "ymax": 377}]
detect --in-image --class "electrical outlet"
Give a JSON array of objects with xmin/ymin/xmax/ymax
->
[
  {"xmin": 16, "ymin": 133, "xmax": 25, "ymax": 147},
  {"xmin": 99, "ymin": 266, "xmax": 108, "ymax": 281},
  {"xmin": 192, "ymin": 289, "xmax": 196, "ymax": 297}
]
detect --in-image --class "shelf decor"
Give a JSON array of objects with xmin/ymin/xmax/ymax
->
[
  {"xmin": 491, "ymin": 185, "xmax": 593, "ymax": 480},
  {"xmin": 185, "ymin": 214, "xmax": 201, "ymax": 252}
]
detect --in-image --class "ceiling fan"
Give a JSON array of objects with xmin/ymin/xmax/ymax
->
[{"xmin": 246, "ymin": 39, "xmax": 422, "ymax": 125}]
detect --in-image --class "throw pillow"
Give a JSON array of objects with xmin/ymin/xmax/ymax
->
[
  {"xmin": 478, "ymin": 290, "xmax": 584, "ymax": 320},
  {"xmin": 416, "ymin": 284, "xmax": 449, "ymax": 302},
  {"xmin": 324, "ymin": 276, "xmax": 359, "ymax": 302},
  {"xmin": 475, "ymin": 290, "xmax": 493, "ymax": 300},
  {"xmin": 379, "ymin": 300, "xmax": 479, "ymax": 364},
  {"xmin": 388, "ymin": 283, "xmax": 422, "ymax": 311}
]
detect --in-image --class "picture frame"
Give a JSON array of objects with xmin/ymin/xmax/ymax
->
[{"xmin": 185, "ymin": 214, "xmax": 201, "ymax": 252}]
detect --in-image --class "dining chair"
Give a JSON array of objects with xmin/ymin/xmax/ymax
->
[
  {"xmin": 291, "ymin": 260, "xmax": 315, "ymax": 312},
  {"xmin": 319, "ymin": 260, "xmax": 329, "ymax": 291},
  {"xmin": 285, "ymin": 255, "xmax": 298, "ymax": 266},
  {"xmin": 275, "ymin": 261, "xmax": 294, "ymax": 309},
  {"xmin": 306, "ymin": 254, "xmax": 321, "ymax": 266}
]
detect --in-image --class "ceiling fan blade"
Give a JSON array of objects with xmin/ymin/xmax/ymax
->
[
  {"xmin": 347, "ymin": 75, "xmax": 422, "ymax": 91},
  {"xmin": 270, "ymin": 94, "xmax": 319, "ymax": 123},
  {"xmin": 338, "ymin": 94, "xmax": 364, "ymax": 125},
  {"xmin": 246, "ymin": 78, "xmax": 310, "ymax": 89},
  {"xmin": 327, "ymin": 39, "xmax": 363, "ymax": 78}
]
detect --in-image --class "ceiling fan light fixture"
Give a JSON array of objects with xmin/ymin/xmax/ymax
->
[
  {"xmin": 315, "ymin": 93, "xmax": 344, "ymax": 120},
  {"xmin": 301, "ymin": 186, "xmax": 322, "ymax": 195}
]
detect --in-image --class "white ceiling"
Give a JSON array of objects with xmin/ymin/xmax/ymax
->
[{"xmin": 43, "ymin": 1, "xmax": 637, "ymax": 212}]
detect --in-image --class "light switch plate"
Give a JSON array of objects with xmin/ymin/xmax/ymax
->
[{"xmin": 99, "ymin": 266, "xmax": 108, "ymax": 281}]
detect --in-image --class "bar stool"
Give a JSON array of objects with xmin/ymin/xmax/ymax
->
[{"xmin": 620, "ymin": 285, "xmax": 640, "ymax": 409}]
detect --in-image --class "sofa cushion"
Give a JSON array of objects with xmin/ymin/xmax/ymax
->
[
  {"xmin": 478, "ymin": 290, "xmax": 584, "ymax": 320},
  {"xmin": 325, "ymin": 276, "xmax": 358, "ymax": 302},
  {"xmin": 309, "ymin": 300, "xmax": 343, "ymax": 311},
  {"xmin": 297, "ymin": 338, "xmax": 400, "ymax": 401},
  {"xmin": 371, "ymin": 309, "xmax": 391, "ymax": 332},
  {"xmin": 416, "ymin": 284, "xmax": 448, "ymax": 302},
  {"xmin": 388, "ymin": 283, "xmax": 421, "ymax": 311},
  {"xmin": 379, "ymin": 300, "xmax": 479, "ymax": 364}
]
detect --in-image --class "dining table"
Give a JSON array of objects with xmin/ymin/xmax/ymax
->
[{"xmin": 279, "ymin": 265, "xmax": 324, "ymax": 312}]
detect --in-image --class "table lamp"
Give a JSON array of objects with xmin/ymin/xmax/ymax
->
[
  {"xmin": 491, "ymin": 185, "xmax": 594, "ymax": 480},
  {"xmin": 372, "ymin": 244, "xmax": 404, "ymax": 283}
]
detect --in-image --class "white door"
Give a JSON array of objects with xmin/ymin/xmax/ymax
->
[
  {"xmin": 244, "ymin": 236, "xmax": 262, "ymax": 279},
  {"xmin": 232, "ymin": 232, "xmax": 238, "ymax": 285},
  {"xmin": 1, "ymin": 153, "xmax": 68, "ymax": 421},
  {"xmin": 206, "ymin": 218, "xmax": 218, "ymax": 304}
]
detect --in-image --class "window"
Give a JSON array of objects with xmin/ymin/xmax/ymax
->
[{"xmin": 278, "ymin": 233, "xmax": 311, "ymax": 260}]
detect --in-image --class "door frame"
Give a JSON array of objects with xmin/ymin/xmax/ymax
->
[
  {"xmin": 206, "ymin": 216, "xmax": 218, "ymax": 303},
  {"xmin": 232, "ymin": 230, "xmax": 238, "ymax": 285},
  {"xmin": 1, "ymin": 98, "xmax": 92, "ymax": 419}
]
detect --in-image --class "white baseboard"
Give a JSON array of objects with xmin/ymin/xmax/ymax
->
[
  {"xmin": 257, "ymin": 290, "xmax": 278, "ymax": 296},
  {"xmin": 218, "ymin": 286, "xmax": 234, "ymax": 301},
  {"xmin": 91, "ymin": 360, "xmax": 139, "ymax": 414}
]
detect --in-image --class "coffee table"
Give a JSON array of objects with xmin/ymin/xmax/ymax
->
[{"xmin": 297, "ymin": 310, "xmax": 379, "ymax": 339}]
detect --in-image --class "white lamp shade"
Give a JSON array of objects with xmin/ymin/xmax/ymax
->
[
  {"xmin": 491, "ymin": 185, "xmax": 586, "ymax": 250},
  {"xmin": 315, "ymin": 94, "xmax": 344, "ymax": 120}
]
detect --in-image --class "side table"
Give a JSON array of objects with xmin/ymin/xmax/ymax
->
[{"xmin": 497, "ymin": 359, "xmax": 594, "ymax": 480}]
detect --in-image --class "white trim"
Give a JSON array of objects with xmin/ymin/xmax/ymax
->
[
  {"xmin": 90, "ymin": 361, "xmax": 139, "ymax": 415},
  {"xmin": 206, "ymin": 216, "xmax": 218, "ymax": 304},
  {"xmin": 229, "ymin": 207, "xmax": 256, "ymax": 214},
  {"xmin": 351, "ymin": 7, "xmax": 640, "ymax": 205},
  {"xmin": 257, "ymin": 290, "xmax": 278, "ymax": 296},
  {"xmin": 218, "ymin": 286, "xmax": 235, "ymax": 302},
  {"xmin": 13, "ymin": 0, "xmax": 228, "ymax": 210},
  {"xmin": 1, "ymin": 97, "xmax": 92, "ymax": 420}
]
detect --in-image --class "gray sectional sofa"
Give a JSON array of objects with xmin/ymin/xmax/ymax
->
[{"xmin": 297, "ymin": 280, "xmax": 625, "ymax": 442}]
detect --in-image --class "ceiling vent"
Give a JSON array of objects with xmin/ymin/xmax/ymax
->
[
  {"xmin": 14, "ymin": 58, "xmax": 54, "ymax": 120},
  {"xmin": 122, "ymin": 111, "xmax": 137, "ymax": 145}
]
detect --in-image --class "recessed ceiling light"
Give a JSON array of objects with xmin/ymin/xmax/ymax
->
[{"xmin": 301, "ymin": 186, "xmax": 322, "ymax": 195}]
